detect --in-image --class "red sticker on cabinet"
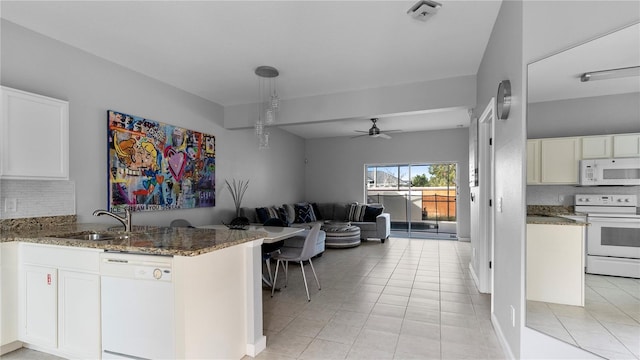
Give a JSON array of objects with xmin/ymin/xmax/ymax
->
[{"xmin": 47, "ymin": 274, "xmax": 51, "ymax": 285}]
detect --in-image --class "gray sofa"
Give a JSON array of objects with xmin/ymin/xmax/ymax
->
[{"xmin": 240, "ymin": 202, "xmax": 391, "ymax": 252}]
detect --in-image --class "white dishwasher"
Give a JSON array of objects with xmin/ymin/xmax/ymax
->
[{"xmin": 100, "ymin": 252, "xmax": 175, "ymax": 360}]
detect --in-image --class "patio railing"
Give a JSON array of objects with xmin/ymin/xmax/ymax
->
[{"xmin": 367, "ymin": 188, "xmax": 457, "ymax": 235}]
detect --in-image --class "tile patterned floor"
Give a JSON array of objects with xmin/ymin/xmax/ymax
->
[
  {"xmin": 250, "ymin": 238, "xmax": 505, "ymax": 360},
  {"xmin": 527, "ymin": 274, "xmax": 640, "ymax": 360}
]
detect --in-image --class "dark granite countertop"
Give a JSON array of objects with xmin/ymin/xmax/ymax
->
[
  {"xmin": 526, "ymin": 215, "xmax": 588, "ymax": 226},
  {"xmin": 1, "ymin": 222, "xmax": 267, "ymax": 256}
]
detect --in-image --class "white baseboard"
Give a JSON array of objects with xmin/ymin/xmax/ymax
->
[
  {"xmin": 458, "ymin": 237, "xmax": 471, "ymax": 242},
  {"xmin": 0, "ymin": 341, "xmax": 22, "ymax": 355},
  {"xmin": 246, "ymin": 335, "xmax": 267, "ymax": 357},
  {"xmin": 492, "ymin": 313, "xmax": 515, "ymax": 360},
  {"xmin": 469, "ymin": 262, "xmax": 480, "ymax": 289}
]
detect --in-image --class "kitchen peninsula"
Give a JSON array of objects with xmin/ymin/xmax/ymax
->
[
  {"xmin": 526, "ymin": 213, "xmax": 588, "ymax": 307},
  {"xmin": 1, "ymin": 218, "xmax": 269, "ymax": 359}
]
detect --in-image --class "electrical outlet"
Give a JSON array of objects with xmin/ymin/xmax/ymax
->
[
  {"xmin": 5, "ymin": 198, "xmax": 17, "ymax": 212},
  {"xmin": 558, "ymin": 195, "xmax": 566, "ymax": 204},
  {"xmin": 497, "ymin": 197, "xmax": 503, "ymax": 213}
]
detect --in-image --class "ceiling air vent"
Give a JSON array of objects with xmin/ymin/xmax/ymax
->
[{"xmin": 407, "ymin": 0, "xmax": 442, "ymax": 21}]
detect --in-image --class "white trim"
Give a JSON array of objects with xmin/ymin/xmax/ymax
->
[
  {"xmin": 492, "ymin": 313, "xmax": 515, "ymax": 360},
  {"xmin": 0, "ymin": 342, "xmax": 23, "ymax": 356},
  {"xmin": 469, "ymin": 263, "xmax": 483, "ymax": 293},
  {"xmin": 245, "ymin": 335, "xmax": 267, "ymax": 357}
]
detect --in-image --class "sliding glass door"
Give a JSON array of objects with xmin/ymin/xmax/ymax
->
[{"xmin": 366, "ymin": 163, "xmax": 457, "ymax": 239}]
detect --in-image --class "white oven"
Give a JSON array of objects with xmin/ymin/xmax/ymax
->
[{"xmin": 576, "ymin": 194, "xmax": 640, "ymax": 278}]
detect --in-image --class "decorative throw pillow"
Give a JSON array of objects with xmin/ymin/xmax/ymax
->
[
  {"xmin": 256, "ymin": 206, "xmax": 288, "ymax": 224},
  {"xmin": 283, "ymin": 204, "xmax": 296, "ymax": 223},
  {"xmin": 294, "ymin": 203, "xmax": 316, "ymax": 223},
  {"xmin": 347, "ymin": 203, "xmax": 367, "ymax": 222},
  {"xmin": 311, "ymin": 203, "xmax": 323, "ymax": 221},
  {"xmin": 255, "ymin": 207, "xmax": 271, "ymax": 223},
  {"xmin": 277, "ymin": 207, "xmax": 291, "ymax": 224},
  {"xmin": 363, "ymin": 205, "xmax": 384, "ymax": 222}
]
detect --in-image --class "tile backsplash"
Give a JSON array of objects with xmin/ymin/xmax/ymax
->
[
  {"xmin": 0, "ymin": 179, "xmax": 75, "ymax": 219},
  {"xmin": 527, "ymin": 185, "xmax": 640, "ymax": 206}
]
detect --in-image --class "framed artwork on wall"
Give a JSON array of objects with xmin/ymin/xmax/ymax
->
[{"xmin": 107, "ymin": 110, "xmax": 215, "ymax": 212}]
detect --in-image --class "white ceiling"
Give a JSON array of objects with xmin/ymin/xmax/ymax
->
[
  {"xmin": 1, "ymin": 0, "xmax": 503, "ymax": 138},
  {"xmin": 528, "ymin": 22, "xmax": 640, "ymax": 104}
]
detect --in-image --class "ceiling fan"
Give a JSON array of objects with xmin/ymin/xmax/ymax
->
[{"xmin": 352, "ymin": 118, "xmax": 400, "ymax": 139}]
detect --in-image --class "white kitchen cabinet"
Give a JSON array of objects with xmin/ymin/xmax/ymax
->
[
  {"xmin": 526, "ymin": 140, "xmax": 541, "ymax": 185},
  {"xmin": 581, "ymin": 136, "xmax": 612, "ymax": 159},
  {"xmin": 20, "ymin": 265, "xmax": 58, "ymax": 348},
  {"xmin": 1, "ymin": 242, "xmax": 20, "ymax": 350},
  {"xmin": 0, "ymin": 86, "xmax": 69, "ymax": 180},
  {"xmin": 613, "ymin": 134, "xmax": 640, "ymax": 157},
  {"xmin": 19, "ymin": 244, "xmax": 101, "ymax": 359},
  {"xmin": 540, "ymin": 137, "xmax": 581, "ymax": 184},
  {"xmin": 58, "ymin": 270, "xmax": 101, "ymax": 359}
]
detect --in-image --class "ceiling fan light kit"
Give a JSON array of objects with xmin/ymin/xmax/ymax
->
[{"xmin": 352, "ymin": 118, "xmax": 399, "ymax": 140}]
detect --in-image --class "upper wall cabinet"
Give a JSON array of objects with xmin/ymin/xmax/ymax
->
[
  {"xmin": 540, "ymin": 137, "xmax": 581, "ymax": 184},
  {"xmin": 527, "ymin": 133, "xmax": 640, "ymax": 185},
  {"xmin": 581, "ymin": 136, "xmax": 612, "ymax": 159},
  {"xmin": 1, "ymin": 87, "xmax": 69, "ymax": 180},
  {"xmin": 613, "ymin": 134, "xmax": 640, "ymax": 157}
]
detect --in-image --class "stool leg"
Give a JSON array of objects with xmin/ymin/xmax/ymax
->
[
  {"xmin": 300, "ymin": 261, "xmax": 310, "ymax": 301},
  {"xmin": 265, "ymin": 257, "xmax": 273, "ymax": 283},
  {"xmin": 271, "ymin": 260, "xmax": 281, "ymax": 297},
  {"xmin": 308, "ymin": 258, "xmax": 321, "ymax": 290}
]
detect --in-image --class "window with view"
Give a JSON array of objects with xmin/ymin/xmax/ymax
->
[{"xmin": 366, "ymin": 163, "xmax": 457, "ymax": 239}]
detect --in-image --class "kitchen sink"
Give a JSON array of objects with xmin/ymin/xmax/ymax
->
[{"xmin": 52, "ymin": 231, "xmax": 130, "ymax": 241}]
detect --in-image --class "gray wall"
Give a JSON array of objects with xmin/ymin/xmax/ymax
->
[
  {"xmin": 1, "ymin": 20, "xmax": 306, "ymax": 226},
  {"xmin": 528, "ymin": 92, "xmax": 640, "ymax": 138},
  {"xmin": 304, "ymin": 128, "xmax": 470, "ymax": 239},
  {"xmin": 474, "ymin": 0, "xmax": 525, "ymax": 356}
]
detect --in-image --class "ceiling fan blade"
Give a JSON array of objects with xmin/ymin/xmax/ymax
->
[
  {"xmin": 350, "ymin": 134, "xmax": 368, "ymax": 139},
  {"xmin": 378, "ymin": 133, "xmax": 392, "ymax": 139},
  {"xmin": 353, "ymin": 130, "xmax": 369, "ymax": 133}
]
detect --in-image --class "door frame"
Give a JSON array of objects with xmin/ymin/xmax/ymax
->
[{"xmin": 477, "ymin": 98, "xmax": 496, "ymax": 301}]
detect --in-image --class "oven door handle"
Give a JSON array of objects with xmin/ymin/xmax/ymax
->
[{"xmin": 588, "ymin": 217, "xmax": 640, "ymax": 225}]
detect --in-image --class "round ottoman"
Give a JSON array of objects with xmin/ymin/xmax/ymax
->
[{"xmin": 322, "ymin": 222, "xmax": 361, "ymax": 248}]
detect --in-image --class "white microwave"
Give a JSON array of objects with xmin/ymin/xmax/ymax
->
[{"xmin": 579, "ymin": 158, "xmax": 640, "ymax": 186}]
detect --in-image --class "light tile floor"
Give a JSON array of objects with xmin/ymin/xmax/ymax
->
[
  {"xmin": 527, "ymin": 274, "xmax": 640, "ymax": 360},
  {"xmin": 249, "ymin": 237, "xmax": 506, "ymax": 360}
]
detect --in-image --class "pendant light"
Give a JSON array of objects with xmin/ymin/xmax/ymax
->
[{"xmin": 254, "ymin": 66, "xmax": 280, "ymax": 149}]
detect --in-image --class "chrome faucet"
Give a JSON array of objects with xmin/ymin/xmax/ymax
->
[{"xmin": 93, "ymin": 208, "xmax": 132, "ymax": 232}]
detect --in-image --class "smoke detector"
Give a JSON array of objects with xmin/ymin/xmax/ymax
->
[{"xmin": 407, "ymin": 0, "xmax": 442, "ymax": 21}]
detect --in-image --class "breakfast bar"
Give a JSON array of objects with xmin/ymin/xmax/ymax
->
[{"xmin": 1, "ymin": 223, "xmax": 272, "ymax": 359}]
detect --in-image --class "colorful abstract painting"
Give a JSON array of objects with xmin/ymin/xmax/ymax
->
[{"xmin": 107, "ymin": 110, "xmax": 215, "ymax": 212}]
